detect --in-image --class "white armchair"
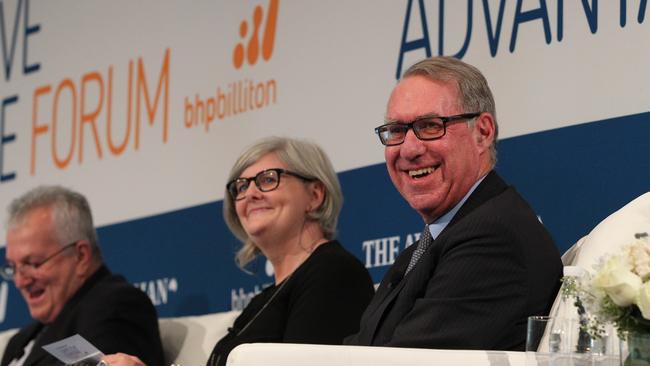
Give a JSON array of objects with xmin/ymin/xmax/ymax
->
[
  {"xmin": 0, "ymin": 311, "xmax": 241, "ymax": 366},
  {"xmin": 543, "ymin": 192, "xmax": 650, "ymax": 352},
  {"xmin": 227, "ymin": 343, "xmax": 525, "ymax": 366},
  {"xmin": 561, "ymin": 192, "xmax": 650, "ymax": 267},
  {"xmin": 159, "ymin": 310, "xmax": 240, "ymax": 365},
  {"xmin": 0, "ymin": 328, "xmax": 17, "ymax": 359}
]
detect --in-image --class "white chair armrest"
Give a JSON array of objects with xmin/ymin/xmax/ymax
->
[
  {"xmin": 226, "ymin": 343, "xmax": 525, "ymax": 366},
  {"xmin": 0, "ymin": 328, "xmax": 18, "ymax": 359},
  {"xmin": 159, "ymin": 310, "xmax": 240, "ymax": 365}
]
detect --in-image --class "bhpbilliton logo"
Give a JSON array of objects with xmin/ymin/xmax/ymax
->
[
  {"xmin": 183, "ymin": 0, "xmax": 279, "ymax": 132},
  {"xmin": 233, "ymin": 0, "xmax": 279, "ymax": 69}
]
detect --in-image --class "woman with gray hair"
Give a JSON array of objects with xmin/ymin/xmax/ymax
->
[
  {"xmin": 207, "ymin": 136, "xmax": 374, "ymax": 365},
  {"xmin": 101, "ymin": 136, "xmax": 374, "ymax": 366}
]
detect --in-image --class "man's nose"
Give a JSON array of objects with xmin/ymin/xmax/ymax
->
[
  {"xmin": 13, "ymin": 269, "xmax": 32, "ymax": 289},
  {"xmin": 399, "ymin": 129, "xmax": 426, "ymax": 159}
]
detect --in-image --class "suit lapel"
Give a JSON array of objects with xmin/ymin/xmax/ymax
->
[
  {"xmin": 360, "ymin": 243, "xmax": 415, "ymax": 344},
  {"xmin": 2, "ymin": 323, "xmax": 41, "ymax": 366},
  {"xmin": 3, "ymin": 323, "xmax": 54, "ymax": 366},
  {"xmin": 371, "ymin": 243, "xmax": 414, "ymax": 307},
  {"xmin": 25, "ymin": 324, "xmax": 68, "ymax": 366},
  {"xmin": 24, "ymin": 344, "xmax": 50, "ymax": 366}
]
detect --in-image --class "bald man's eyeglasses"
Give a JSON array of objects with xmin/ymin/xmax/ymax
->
[
  {"xmin": 0, "ymin": 241, "xmax": 78, "ymax": 281},
  {"xmin": 375, "ymin": 112, "xmax": 480, "ymax": 146}
]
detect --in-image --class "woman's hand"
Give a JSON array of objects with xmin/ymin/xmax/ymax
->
[{"xmin": 97, "ymin": 353, "xmax": 146, "ymax": 366}]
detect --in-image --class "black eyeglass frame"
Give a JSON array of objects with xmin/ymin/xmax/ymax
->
[
  {"xmin": 226, "ymin": 168, "xmax": 314, "ymax": 201},
  {"xmin": 0, "ymin": 241, "xmax": 79, "ymax": 281},
  {"xmin": 374, "ymin": 112, "xmax": 481, "ymax": 146}
]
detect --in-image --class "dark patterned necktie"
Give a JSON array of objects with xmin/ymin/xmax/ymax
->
[{"xmin": 405, "ymin": 224, "xmax": 432, "ymax": 274}]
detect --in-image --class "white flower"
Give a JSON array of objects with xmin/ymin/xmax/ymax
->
[
  {"xmin": 626, "ymin": 238, "xmax": 650, "ymax": 280},
  {"xmin": 637, "ymin": 281, "xmax": 650, "ymax": 319},
  {"xmin": 592, "ymin": 256, "xmax": 642, "ymax": 306}
]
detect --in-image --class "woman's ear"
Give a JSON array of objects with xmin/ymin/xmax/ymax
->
[{"xmin": 307, "ymin": 181, "xmax": 326, "ymax": 212}]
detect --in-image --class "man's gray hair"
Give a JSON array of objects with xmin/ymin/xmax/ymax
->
[
  {"xmin": 403, "ymin": 56, "xmax": 499, "ymax": 166},
  {"xmin": 7, "ymin": 186, "xmax": 102, "ymax": 262},
  {"xmin": 223, "ymin": 136, "xmax": 343, "ymax": 269}
]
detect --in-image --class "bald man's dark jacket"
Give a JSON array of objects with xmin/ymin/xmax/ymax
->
[
  {"xmin": 1, "ymin": 266, "xmax": 164, "ymax": 366},
  {"xmin": 345, "ymin": 171, "xmax": 563, "ymax": 350}
]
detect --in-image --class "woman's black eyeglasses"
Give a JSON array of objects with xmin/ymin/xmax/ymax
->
[{"xmin": 227, "ymin": 168, "xmax": 314, "ymax": 201}]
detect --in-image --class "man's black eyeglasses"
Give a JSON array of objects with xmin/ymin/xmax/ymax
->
[
  {"xmin": 0, "ymin": 241, "xmax": 79, "ymax": 281},
  {"xmin": 374, "ymin": 112, "xmax": 481, "ymax": 146},
  {"xmin": 227, "ymin": 168, "xmax": 314, "ymax": 201}
]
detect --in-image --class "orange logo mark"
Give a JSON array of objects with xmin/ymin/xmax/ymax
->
[{"xmin": 233, "ymin": 0, "xmax": 279, "ymax": 69}]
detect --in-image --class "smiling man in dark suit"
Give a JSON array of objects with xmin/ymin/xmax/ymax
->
[
  {"xmin": 345, "ymin": 56, "xmax": 562, "ymax": 350},
  {"xmin": 0, "ymin": 186, "xmax": 164, "ymax": 366}
]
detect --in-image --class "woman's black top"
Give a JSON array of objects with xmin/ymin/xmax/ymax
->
[{"xmin": 207, "ymin": 240, "xmax": 374, "ymax": 366}]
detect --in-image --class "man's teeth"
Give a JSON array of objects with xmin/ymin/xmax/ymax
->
[{"xmin": 409, "ymin": 167, "xmax": 434, "ymax": 178}]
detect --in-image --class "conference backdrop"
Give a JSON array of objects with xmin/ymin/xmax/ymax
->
[{"xmin": 0, "ymin": 0, "xmax": 648, "ymax": 330}]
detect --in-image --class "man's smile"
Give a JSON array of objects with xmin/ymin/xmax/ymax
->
[{"xmin": 408, "ymin": 166, "xmax": 435, "ymax": 178}]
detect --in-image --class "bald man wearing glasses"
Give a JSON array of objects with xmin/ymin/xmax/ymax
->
[
  {"xmin": 0, "ymin": 186, "xmax": 163, "ymax": 366},
  {"xmin": 345, "ymin": 56, "xmax": 563, "ymax": 350}
]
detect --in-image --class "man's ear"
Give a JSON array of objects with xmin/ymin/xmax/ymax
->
[
  {"xmin": 74, "ymin": 240, "xmax": 95, "ymax": 275},
  {"xmin": 473, "ymin": 112, "xmax": 496, "ymax": 151}
]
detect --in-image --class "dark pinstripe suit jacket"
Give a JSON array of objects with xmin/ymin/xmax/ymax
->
[{"xmin": 345, "ymin": 171, "xmax": 562, "ymax": 351}]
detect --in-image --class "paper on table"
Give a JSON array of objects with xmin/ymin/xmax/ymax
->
[{"xmin": 42, "ymin": 334, "xmax": 103, "ymax": 365}]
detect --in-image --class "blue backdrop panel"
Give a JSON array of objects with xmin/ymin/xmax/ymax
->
[
  {"xmin": 1, "ymin": 111, "xmax": 649, "ymax": 329},
  {"xmin": 497, "ymin": 111, "xmax": 650, "ymax": 254}
]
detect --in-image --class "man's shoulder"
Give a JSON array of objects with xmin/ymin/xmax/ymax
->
[
  {"xmin": 459, "ymin": 187, "xmax": 547, "ymax": 235},
  {"xmin": 64, "ymin": 269, "xmax": 157, "ymax": 326},
  {"xmin": 467, "ymin": 172, "xmax": 540, "ymax": 221},
  {"xmin": 85, "ymin": 271, "xmax": 149, "ymax": 303},
  {"xmin": 63, "ymin": 268, "xmax": 154, "ymax": 316},
  {"xmin": 445, "ymin": 173, "xmax": 555, "ymax": 248},
  {"xmin": 484, "ymin": 184, "xmax": 544, "ymax": 225}
]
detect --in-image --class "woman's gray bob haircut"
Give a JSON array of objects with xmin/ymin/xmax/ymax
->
[{"xmin": 223, "ymin": 136, "xmax": 343, "ymax": 269}]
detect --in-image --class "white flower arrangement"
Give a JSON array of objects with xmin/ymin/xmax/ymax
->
[{"xmin": 564, "ymin": 233, "xmax": 650, "ymax": 336}]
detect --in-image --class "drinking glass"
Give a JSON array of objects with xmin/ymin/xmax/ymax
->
[
  {"xmin": 526, "ymin": 316, "xmax": 618, "ymax": 366},
  {"xmin": 527, "ymin": 316, "xmax": 553, "ymax": 366}
]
